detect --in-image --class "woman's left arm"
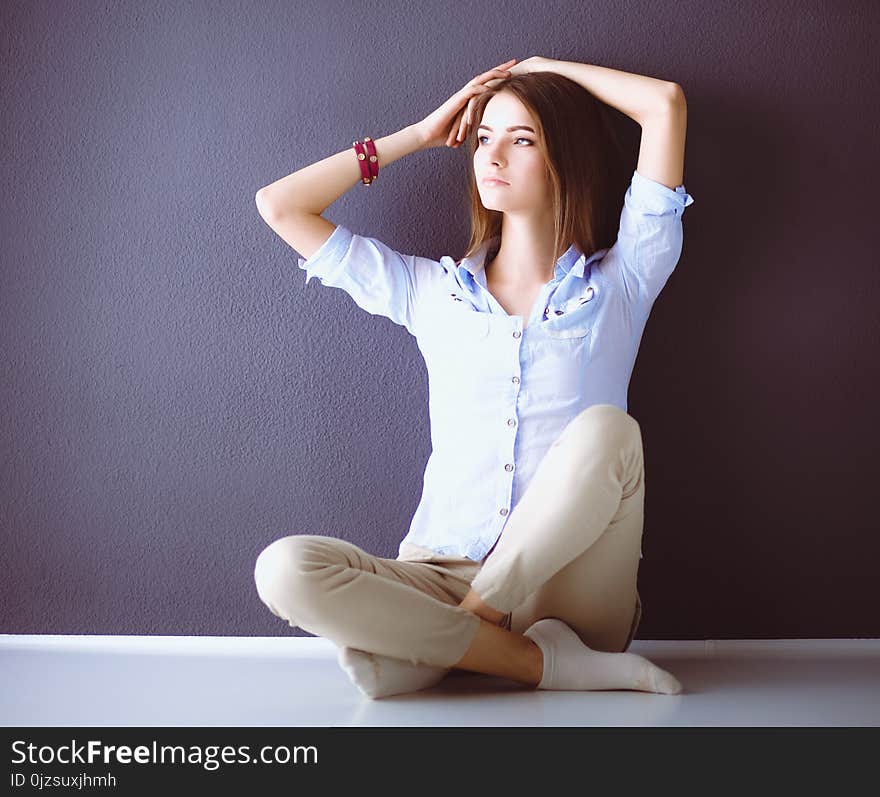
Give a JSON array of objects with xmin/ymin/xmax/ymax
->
[
  {"xmin": 515, "ymin": 56, "xmax": 681, "ymax": 125},
  {"xmin": 517, "ymin": 56, "xmax": 687, "ymax": 190}
]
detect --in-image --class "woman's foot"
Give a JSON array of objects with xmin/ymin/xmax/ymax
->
[
  {"xmin": 523, "ymin": 618, "xmax": 683, "ymax": 694},
  {"xmin": 337, "ymin": 646, "xmax": 451, "ymax": 699}
]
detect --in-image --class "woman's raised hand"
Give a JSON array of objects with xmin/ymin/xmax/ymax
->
[{"xmin": 414, "ymin": 59, "xmax": 517, "ymax": 150}]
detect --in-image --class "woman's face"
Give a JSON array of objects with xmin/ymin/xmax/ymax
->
[{"xmin": 473, "ymin": 92, "xmax": 551, "ymax": 214}]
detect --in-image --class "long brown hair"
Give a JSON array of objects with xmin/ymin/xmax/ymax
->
[{"xmin": 461, "ymin": 72, "xmax": 630, "ymax": 266}]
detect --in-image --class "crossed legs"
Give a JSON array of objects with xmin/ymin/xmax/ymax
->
[{"xmin": 254, "ymin": 405, "xmax": 680, "ymax": 696}]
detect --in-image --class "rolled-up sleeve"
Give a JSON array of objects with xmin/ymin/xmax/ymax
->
[
  {"xmin": 614, "ymin": 169, "xmax": 695, "ymax": 305},
  {"xmin": 296, "ymin": 224, "xmax": 439, "ymax": 336}
]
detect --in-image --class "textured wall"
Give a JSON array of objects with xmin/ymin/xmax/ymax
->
[{"xmin": 1, "ymin": 0, "xmax": 877, "ymax": 639}]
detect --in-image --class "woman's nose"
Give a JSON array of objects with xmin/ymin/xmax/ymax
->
[{"xmin": 488, "ymin": 150, "xmax": 506, "ymax": 167}]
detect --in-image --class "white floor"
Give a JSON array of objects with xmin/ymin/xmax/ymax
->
[{"xmin": 1, "ymin": 635, "xmax": 878, "ymax": 726}]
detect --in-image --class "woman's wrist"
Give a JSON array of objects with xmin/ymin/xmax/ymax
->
[
  {"xmin": 482, "ymin": 56, "xmax": 547, "ymax": 89},
  {"xmin": 409, "ymin": 122, "xmax": 431, "ymax": 151},
  {"xmin": 510, "ymin": 55, "xmax": 551, "ymax": 75},
  {"xmin": 374, "ymin": 124, "xmax": 429, "ymax": 165}
]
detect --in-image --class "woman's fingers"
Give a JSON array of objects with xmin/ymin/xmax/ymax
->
[
  {"xmin": 457, "ymin": 96, "xmax": 471, "ymax": 141},
  {"xmin": 448, "ymin": 107, "xmax": 465, "ymax": 147},
  {"xmin": 446, "ymin": 60, "xmax": 517, "ymax": 147},
  {"xmin": 482, "ymin": 67, "xmax": 513, "ymax": 81},
  {"xmin": 467, "ymin": 66, "xmax": 512, "ymax": 90},
  {"xmin": 482, "ymin": 59, "xmax": 516, "ymax": 78},
  {"xmin": 458, "ymin": 97, "xmax": 476, "ymax": 141},
  {"xmin": 455, "ymin": 84, "xmax": 487, "ymax": 139},
  {"xmin": 462, "ymin": 97, "xmax": 478, "ymax": 139},
  {"xmin": 445, "ymin": 117, "xmax": 456, "ymax": 148}
]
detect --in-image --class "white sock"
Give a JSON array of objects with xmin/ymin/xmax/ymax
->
[
  {"xmin": 523, "ymin": 618, "xmax": 683, "ymax": 694},
  {"xmin": 337, "ymin": 646, "xmax": 451, "ymax": 699}
]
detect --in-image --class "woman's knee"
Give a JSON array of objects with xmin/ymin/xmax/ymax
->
[
  {"xmin": 253, "ymin": 534, "xmax": 335, "ymax": 607},
  {"xmin": 570, "ymin": 403, "xmax": 642, "ymax": 453}
]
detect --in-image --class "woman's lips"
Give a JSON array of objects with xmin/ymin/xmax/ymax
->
[{"xmin": 482, "ymin": 177, "xmax": 509, "ymax": 186}]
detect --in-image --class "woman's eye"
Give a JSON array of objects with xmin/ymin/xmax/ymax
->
[{"xmin": 477, "ymin": 135, "xmax": 533, "ymax": 145}]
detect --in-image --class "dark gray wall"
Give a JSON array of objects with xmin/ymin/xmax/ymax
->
[{"xmin": 2, "ymin": 0, "xmax": 877, "ymax": 639}]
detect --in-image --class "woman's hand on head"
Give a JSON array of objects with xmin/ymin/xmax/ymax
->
[
  {"xmin": 449, "ymin": 57, "xmax": 545, "ymax": 146},
  {"xmin": 413, "ymin": 59, "xmax": 518, "ymax": 150}
]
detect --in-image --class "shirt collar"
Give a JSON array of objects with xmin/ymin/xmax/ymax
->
[{"xmin": 451, "ymin": 236, "xmax": 608, "ymax": 287}]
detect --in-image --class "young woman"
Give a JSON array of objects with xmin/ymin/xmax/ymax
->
[{"xmin": 254, "ymin": 56, "xmax": 694, "ymax": 699}]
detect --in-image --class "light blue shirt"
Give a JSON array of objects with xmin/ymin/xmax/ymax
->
[{"xmin": 296, "ymin": 169, "xmax": 694, "ymax": 563}]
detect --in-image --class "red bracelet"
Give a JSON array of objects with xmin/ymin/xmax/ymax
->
[
  {"xmin": 352, "ymin": 137, "xmax": 379, "ymax": 185},
  {"xmin": 352, "ymin": 140, "xmax": 372, "ymax": 184},
  {"xmin": 363, "ymin": 136, "xmax": 379, "ymax": 181}
]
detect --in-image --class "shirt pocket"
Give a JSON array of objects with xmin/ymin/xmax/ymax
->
[{"xmin": 540, "ymin": 285, "xmax": 599, "ymax": 339}]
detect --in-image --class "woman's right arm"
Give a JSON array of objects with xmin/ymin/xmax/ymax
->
[
  {"xmin": 255, "ymin": 59, "xmax": 516, "ymax": 260},
  {"xmin": 254, "ymin": 125, "xmax": 427, "ymax": 260}
]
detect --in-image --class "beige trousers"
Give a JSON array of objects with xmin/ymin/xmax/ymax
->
[{"xmin": 254, "ymin": 404, "xmax": 645, "ymax": 669}]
